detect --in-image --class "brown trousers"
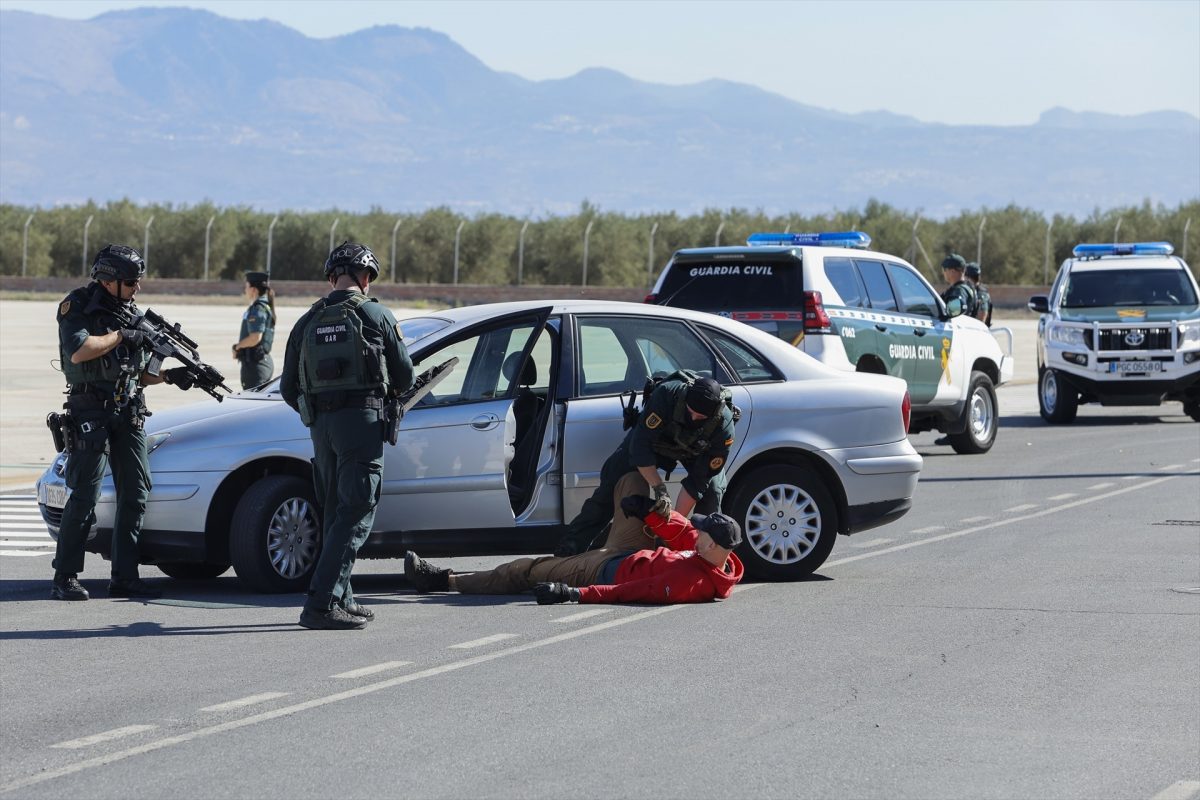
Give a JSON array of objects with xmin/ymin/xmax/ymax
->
[{"xmin": 454, "ymin": 472, "xmax": 658, "ymax": 594}]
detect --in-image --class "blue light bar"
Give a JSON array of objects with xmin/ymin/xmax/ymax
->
[
  {"xmin": 747, "ymin": 231, "xmax": 872, "ymax": 250},
  {"xmin": 1072, "ymin": 242, "xmax": 1174, "ymax": 258}
]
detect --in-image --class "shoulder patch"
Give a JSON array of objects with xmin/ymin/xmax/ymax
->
[
  {"xmin": 644, "ymin": 412, "xmax": 662, "ymax": 430},
  {"xmin": 59, "ymin": 300, "xmax": 72, "ymax": 317},
  {"xmin": 709, "ymin": 456, "xmax": 724, "ymax": 470}
]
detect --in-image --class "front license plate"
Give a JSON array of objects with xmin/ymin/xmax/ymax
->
[
  {"xmin": 41, "ymin": 483, "xmax": 68, "ymax": 509},
  {"xmin": 1109, "ymin": 360, "xmax": 1162, "ymax": 374}
]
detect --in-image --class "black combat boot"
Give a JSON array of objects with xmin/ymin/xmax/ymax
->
[
  {"xmin": 404, "ymin": 551, "xmax": 451, "ymax": 593},
  {"xmin": 299, "ymin": 605, "xmax": 367, "ymax": 630},
  {"xmin": 107, "ymin": 577, "xmax": 162, "ymax": 599},
  {"xmin": 342, "ymin": 601, "xmax": 375, "ymax": 621},
  {"xmin": 51, "ymin": 573, "xmax": 89, "ymax": 601}
]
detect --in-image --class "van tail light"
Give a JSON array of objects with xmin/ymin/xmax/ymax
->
[
  {"xmin": 644, "ymin": 293, "xmax": 658, "ymax": 304},
  {"xmin": 901, "ymin": 390, "xmax": 911, "ymax": 433},
  {"xmin": 803, "ymin": 291, "xmax": 832, "ymax": 331}
]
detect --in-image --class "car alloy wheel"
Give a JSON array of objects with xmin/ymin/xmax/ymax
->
[
  {"xmin": 266, "ymin": 496, "xmax": 321, "ymax": 580},
  {"xmin": 727, "ymin": 463, "xmax": 839, "ymax": 580},
  {"xmin": 745, "ymin": 482, "xmax": 822, "ymax": 565}
]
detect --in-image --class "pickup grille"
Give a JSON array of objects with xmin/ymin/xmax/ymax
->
[{"xmin": 1091, "ymin": 327, "xmax": 1173, "ymax": 351}]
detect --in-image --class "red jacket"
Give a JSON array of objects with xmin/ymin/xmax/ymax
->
[{"xmin": 577, "ymin": 510, "xmax": 744, "ymax": 604}]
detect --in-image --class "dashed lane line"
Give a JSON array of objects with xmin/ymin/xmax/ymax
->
[
  {"xmin": 1003, "ymin": 503, "xmax": 1037, "ymax": 512},
  {"xmin": 331, "ymin": 661, "xmax": 413, "ymax": 680},
  {"xmin": 909, "ymin": 525, "xmax": 944, "ymax": 534},
  {"xmin": 50, "ymin": 725, "xmax": 158, "ymax": 750},
  {"xmin": 199, "ymin": 692, "xmax": 290, "ymax": 713},
  {"xmin": 1149, "ymin": 780, "xmax": 1200, "ymax": 800},
  {"xmin": 961, "ymin": 516, "xmax": 988, "ymax": 523},
  {"xmin": 1047, "ymin": 493, "xmax": 1077, "ymax": 501},
  {"xmin": 448, "ymin": 633, "xmax": 519, "ymax": 649},
  {"xmin": 552, "ymin": 609, "xmax": 612, "ymax": 623},
  {"xmin": 1087, "ymin": 482, "xmax": 1115, "ymax": 490}
]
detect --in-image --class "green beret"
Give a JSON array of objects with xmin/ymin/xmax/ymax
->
[
  {"xmin": 941, "ymin": 254, "xmax": 967, "ymax": 271},
  {"xmin": 965, "ymin": 262, "xmax": 981, "ymax": 278}
]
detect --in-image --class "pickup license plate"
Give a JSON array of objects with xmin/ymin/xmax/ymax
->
[
  {"xmin": 1109, "ymin": 360, "xmax": 1162, "ymax": 374},
  {"xmin": 40, "ymin": 483, "xmax": 68, "ymax": 509}
]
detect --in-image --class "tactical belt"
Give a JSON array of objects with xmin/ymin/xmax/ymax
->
[{"xmin": 312, "ymin": 391, "xmax": 384, "ymax": 413}]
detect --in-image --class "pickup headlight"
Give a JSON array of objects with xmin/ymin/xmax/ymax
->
[
  {"xmin": 1179, "ymin": 322, "xmax": 1200, "ymax": 347},
  {"xmin": 1049, "ymin": 325, "xmax": 1088, "ymax": 347},
  {"xmin": 146, "ymin": 432, "xmax": 171, "ymax": 454}
]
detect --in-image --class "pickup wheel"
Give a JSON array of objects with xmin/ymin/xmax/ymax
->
[
  {"xmin": 1184, "ymin": 400, "xmax": 1200, "ymax": 422},
  {"xmin": 948, "ymin": 371, "xmax": 998, "ymax": 454},
  {"xmin": 156, "ymin": 562, "xmax": 229, "ymax": 580},
  {"xmin": 229, "ymin": 475, "xmax": 322, "ymax": 593},
  {"xmin": 726, "ymin": 464, "xmax": 839, "ymax": 580},
  {"xmin": 1039, "ymin": 367, "xmax": 1078, "ymax": 424}
]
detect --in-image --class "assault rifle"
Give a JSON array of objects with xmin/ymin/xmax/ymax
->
[
  {"xmin": 112, "ymin": 306, "xmax": 233, "ymax": 402},
  {"xmin": 383, "ymin": 357, "xmax": 458, "ymax": 445}
]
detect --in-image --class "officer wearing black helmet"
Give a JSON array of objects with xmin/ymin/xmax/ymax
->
[
  {"xmin": 279, "ymin": 241, "xmax": 414, "ymax": 631},
  {"xmin": 233, "ymin": 271, "xmax": 276, "ymax": 389},
  {"xmin": 51, "ymin": 245, "xmax": 199, "ymax": 601},
  {"xmin": 940, "ymin": 253, "xmax": 978, "ymax": 318},
  {"xmin": 553, "ymin": 373, "xmax": 737, "ymax": 557},
  {"xmin": 965, "ymin": 261, "xmax": 993, "ymax": 327}
]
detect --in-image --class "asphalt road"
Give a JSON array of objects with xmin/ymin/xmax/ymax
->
[{"xmin": 1, "ymin": 398, "xmax": 1197, "ymax": 798}]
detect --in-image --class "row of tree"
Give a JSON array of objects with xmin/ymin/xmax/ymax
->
[{"xmin": 1, "ymin": 199, "xmax": 1196, "ymax": 287}]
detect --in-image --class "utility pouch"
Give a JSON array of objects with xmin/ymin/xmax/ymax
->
[
  {"xmin": 621, "ymin": 390, "xmax": 640, "ymax": 431},
  {"xmin": 383, "ymin": 398, "xmax": 403, "ymax": 446},
  {"xmin": 316, "ymin": 358, "xmax": 344, "ymax": 381},
  {"xmin": 297, "ymin": 394, "xmax": 315, "ymax": 427},
  {"xmin": 46, "ymin": 412, "xmax": 71, "ymax": 453}
]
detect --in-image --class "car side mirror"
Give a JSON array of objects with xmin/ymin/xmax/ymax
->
[{"xmin": 1028, "ymin": 295, "xmax": 1050, "ymax": 314}]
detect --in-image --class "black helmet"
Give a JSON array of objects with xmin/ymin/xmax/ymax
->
[
  {"xmin": 685, "ymin": 376, "xmax": 724, "ymax": 417},
  {"xmin": 941, "ymin": 253, "xmax": 967, "ymax": 272},
  {"xmin": 965, "ymin": 261, "xmax": 981, "ymax": 279},
  {"xmin": 90, "ymin": 244, "xmax": 146, "ymax": 282},
  {"xmin": 324, "ymin": 241, "xmax": 380, "ymax": 282}
]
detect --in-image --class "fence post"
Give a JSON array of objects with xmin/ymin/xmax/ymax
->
[
  {"xmin": 329, "ymin": 218, "xmax": 340, "ymax": 253},
  {"xmin": 582, "ymin": 219, "xmax": 594, "ymax": 286},
  {"xmin": 266, "ymin": 214, "xmax": 279, "ymax": 279},
  {"xmin": 647, "ymin": 221, "xmax": 659, "ymax": 286},
  {"xmin": 714, "ymin": 218, "xmax": 725, "ymax": 247},
  {"xmin": 204, "ymin": 215, "xmax": 216, "ymax": 281},
  {"xmin": 21, "ymin": 213, "xmax": 33, "ymax": 277},
  {"xmin": 1043, "ymin": 217, "xmax": 1054, "ymax": 285},
  {"xmin": 453, "ymin": 220, "xmax": 465, "ymax": 285},
  {"xmin": 518, "ymin": 219, "xmax": 529, "ymax": 286},
  {"xmin": 143, "ymin": 215, "xmax": 155, "ymax": 266},
  {"xmin": 1183, "ymin": 218, "xmax": 1191, "ymax": 262},
  {"xmin": 391, "ymin": 218, "xmax": 402, "ymax": 283},
  {"xmin": 976, "ymin": 215, "xmax": 986, "ymax": 265},
  {"xmin": 81, "ymin": 215, "xmax": 94, "ymax": 277},
  {"xmin": 1113, "ymin": 217, "xmax": 1122, "ymax": 244}
]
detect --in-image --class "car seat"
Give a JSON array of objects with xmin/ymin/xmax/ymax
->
[{"xmin": 501, "ymin": 352, "xmax": 541, "ymax": 447}]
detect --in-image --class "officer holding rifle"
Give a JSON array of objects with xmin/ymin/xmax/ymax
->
[{"xmin": 50, "ymin": 245, "xmax": 224, "ymax": 601}]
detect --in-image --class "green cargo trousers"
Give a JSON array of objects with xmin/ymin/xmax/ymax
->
[
  {"xmin": 306, "ymin": 407, "xmax": 384, "ymax": 612},
  {"xmin": 455, "ymin": 472, "xmax": 663, "ymax": 594},
  {"xmin": 54, "ymin": 405, "xmax": 151, "ymax": 580},
  {"xmin": 239, "ymin": 353, "xmax": 274, "ymax": 390}
]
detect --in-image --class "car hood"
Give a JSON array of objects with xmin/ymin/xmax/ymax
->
[
  {"xmin": 1057, "ymin": 305, "xmax": 1200, "ymax": 323},
  {"xmin": 146, "ymin": 395, "xmax": 282, "ymax": 435}
]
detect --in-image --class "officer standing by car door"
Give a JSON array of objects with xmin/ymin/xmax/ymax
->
[
  {"xmin": 941, "ymin": 253, "xmax": 978, "ymax": 318},
  {"xmin": 553, "ymin": 373, "xmax": 736, "ymax": 557},
  {"xmin": 52, "ymin": 245, "xmax": 198, "ymax": 601},
  {"xmin": 279, "ymin": 242, "xmax": 414, "ymax": 631},
  {"xmin": 233, "ymin": 270, "xmax": 276, "ymax": 389}
]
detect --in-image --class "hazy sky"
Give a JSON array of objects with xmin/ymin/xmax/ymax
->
[{"xmin": 2, "ymin": 0, "xmax": 1198, "ymax": 125}]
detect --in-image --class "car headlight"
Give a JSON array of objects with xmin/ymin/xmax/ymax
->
[
  {"xmin": 1049, "ymin": 325, "xmax": 1087, "ymax": 347},
  {"xmin": 146, "ymin": 432, "xmax": 171, "ymax": 454},
  {"xmin": 1179, "ymin": 322, "xmax": 1200, "ymax": 346}
]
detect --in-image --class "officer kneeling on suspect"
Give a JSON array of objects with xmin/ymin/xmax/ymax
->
[{"xmin": 405, "ymin": 473, "xmax": 744, "ymax": 604}]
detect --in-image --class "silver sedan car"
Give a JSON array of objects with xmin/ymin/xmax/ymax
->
[{"xmin": 37, "ymin": 300, "xmax": 922, "ymax": 590}]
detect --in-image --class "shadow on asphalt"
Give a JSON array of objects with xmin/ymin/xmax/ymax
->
[
  {"xmin": 916, "ymin": 470, "xmax": 1197, "ymax": 482},
  {"xmin": 999, "ymin": 414, "xmax": 1193, "ymax": 428}
]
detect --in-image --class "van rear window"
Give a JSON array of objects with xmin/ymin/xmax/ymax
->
[{"xmin": 655, "ymin": 257, "xmax": 804, "ymax": 311}]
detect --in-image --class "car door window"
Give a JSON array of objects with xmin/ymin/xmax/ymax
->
[
  {"xmin": 701, "ymin": 326, "xmax": 779, "ymax": 383},
  {"xmin": 824, "ymin": 257, "xmax": 868, "ymax": 308},
  {"xmin": 886, "ymin": 263, "xmax": 940, "ymax": 317},
  {"xmin": 856, "ymin": 260, "xmax": 898, "ymax": 312},
  {"xmin": 577, "ymin": 316, "xmax": 717, "ymax": 397},
  {"xmin": 418, "ymin": 323, "xmax": 537, "ymax": 406}
]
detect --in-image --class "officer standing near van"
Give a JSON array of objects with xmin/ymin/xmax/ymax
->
[
  {"xmin": 966, "ymin": 261, "xmax": 993, "ymax": 327},
  {"xmin": 553, "ymin": 373, "xmax": 736, "ymax": 557},
  {"xmin": 941, "ymin": 254, "xmax": 978, "ymax": 318},
  {"xmin": 51, "ymin": 245, "xmax": 198, "ymax": 601},
  {"xmin": 279, "ymin": 242, "xmax": 414, "ymax": 631},
  {"xmin": 233, "ymin": 270, "xmax": 276, "ymax": 389}
]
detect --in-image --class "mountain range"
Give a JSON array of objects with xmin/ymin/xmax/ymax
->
[{"xmin": 1, "ymin": 7, "xmax": 1197, "ymax": 216}]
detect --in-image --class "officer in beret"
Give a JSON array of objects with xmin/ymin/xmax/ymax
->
[
  {"xmin": 965, "ymin": 261, "xmax": 993, "ymax": 327},
  {"xmin": 941, "ymin": 253, "xmax": 978, "ymax": 318},
  {"xmin": 552, "ymin": 373, "xmax": 736, "ymax": 557},
  {"xmin": 233, "ymin": 271, "xmax": 276, "ymax": 389},
  {"xmin": 51, "ymin": 245, "xmax": 200, "ymax": 601},
  {"xmin": 279, "ymin": 242, "xmax": 414, "ymax": 631}
]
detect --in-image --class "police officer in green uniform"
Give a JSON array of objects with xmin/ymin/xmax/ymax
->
[
  {"xmin": 941, "ymin": 253, "xmax": 978, "ymax": 318},
  {"xmin": 279, "ymin": 242, "xmax": 414, "ymax": 631},
  {"xmin": 553, "ymin": 374, "xmax": 736, "ymax": 557},
  {"xmin": 52, "ymin": 245, "xmax": 198, "ymax": 601},
  {"xmin": 233, "ymin": 271, "xmax": 276, "ymax": 389},
  {"xmin": 966, "ymin": 261, "xmax": 993, "ymax": 327}
]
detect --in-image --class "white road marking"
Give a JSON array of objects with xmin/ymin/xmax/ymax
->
[
  {"xmin": 848, "ymin": 537, "xmax": 895, "ymax": 549},
  {"xmin": 199, "ymin": 692, "xmax": 290, "ymax": 712},
  {"xmin": 50, "ymin": 725, "xmax": 157, "ymax": 750},
  {"xmin": 1086, "ymin": 482, "xmax": 1114, "ymax": 490},
  {"xmin": 1149, "ymin": 780, "xmax": 1200, "ymax": 800},
  {"xmin": 448, "ymin": 633, "xmax": 518, "ymax": 649},
  {"xmin": 1158, "ymin": 463, "xmax": 1184, "ymax": 471},
  {"xmin": 1047, "ymin": 493, "xmax": 1076, "ymax": 501},
  {"xmin": 1003, "ymin": 504, "xmax": 1037, "ymax": 512},
  {"xmin": 553, "ymin": 609, "xmax": 612, "ymax": 623},
  {"xmin": 0, "ymin": 536, "xmax": 54, "ymax": 543},
  {"xmin": 1122, "ymin": 474, "xmax": 1141, "ymax": 480},
  {"xmin": 961, "ymin": 516, "xmax": 989, "ymax": 523},
  {"xmin": 909, "ymin": 525, "xmax": 944, "ymax": 534},
  {"xmin": 0, "ymin": 550, "xmax": 51, "ymax": 557},
  {"xmin": 331, "ymin": 661, "xmax": 413, "ymax": 680}
]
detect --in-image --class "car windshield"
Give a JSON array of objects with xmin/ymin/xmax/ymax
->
[
  {"xmin": 1061, "ymin": 268, "xmax": 1198, "ymax": 307},
  {"xmin": 656, "ymin": 255, "xmax": 804, "ymax": 310},
  {"xmin": 398, "ymin": 316, "xmax": 453, "ymax": 347}
]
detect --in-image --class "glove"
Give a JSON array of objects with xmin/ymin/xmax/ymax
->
[
  {"xmin": 620, "ymin": 494, "xmax": 655, "ymax": 520},
  {"xmin": 163, "ymin": 367, "xmax": 196, "ymax": 391},
  {"xmin": 533, "ymin": 582, "xmax": 581, "ymax": 605},
  {"xmin": 651, "ymin": 483, "xmax": 672, "ymax": 519},
  {"xmin": 119, "ymin": 328, "xmax": 146, "ymax": 349}
]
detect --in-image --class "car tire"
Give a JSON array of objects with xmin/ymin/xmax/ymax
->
[
  {"xmin": 726, "ymin": 464, "xmax": 839, "ymax": 580},
  {"xmin": 229, "ymin": 475, "xmax": 322, "ymax": 593},
  {"xmin": 156, "ymin": 562, "xmax": 229, "ymax": 580},
  {"xmin": 1039, "ymin": 367, "xmax": 1078, "ymax": 424},
  {"xmin": 948, "ymin": 371, "xmax": 998, "ymax": 455},
  {"xmin": 1185, "ymin": 401, "xmax": 1200, "ymax": 422}
]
